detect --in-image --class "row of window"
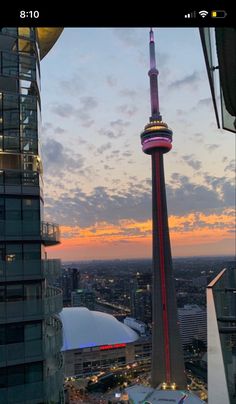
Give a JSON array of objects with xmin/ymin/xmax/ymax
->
[
  {"xmin": 0, "ymin": 154, "xmax": 40, "ymax": 172},
  {"xmin": 0, "ymin": 51, "xmax": 37, "ymax": 81},
  {"xmin": 0, "ymin": 281, "xmax": 42, "ymax": 302},
  {"xmin": 0, "ymin": 196, "xmax": 40, "ymax": 221},
  {"xmin": 0, "ymin": 320, "xmax": 42, "ymax": 345},
  {"xmin": 0, "ymin": 243, "xmax": 41, "ymax": 262},
  {"xmin": 0, "ymin": 361, "xmax": 43, "ymax": 388},
  {"xmin": 0, "ymin": 93, "xmax": 39, "ymax": 153},
  {"xmin": 0, "ymin": 135, "xmax": 38, "ymax": 153},
  {"xmin": 0, "ymin": 170, "xmax": 40, "ymax": 187}
]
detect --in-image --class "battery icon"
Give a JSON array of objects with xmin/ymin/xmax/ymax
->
[{"xmin": 211, "ymin": 10, "xmax": 227, "ymax": 18}]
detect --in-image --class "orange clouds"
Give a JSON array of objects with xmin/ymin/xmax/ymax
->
[{"xmin": 47, "ymin": 210, "xmax": 235, "ymax": 260}]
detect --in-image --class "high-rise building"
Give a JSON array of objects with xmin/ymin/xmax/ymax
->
[
  {"xmin": 140, "ymin": 29, "xmax": 186, "ymax": 388},
  {"xmin": 71, "ymin": 289, "xmax": 95, "ymax": 310},
  {"xmin": 131, "ymin": 289, "xmax": 152, "ymax": 325},
  {"xmin": 71, "ymin": 267, "xmax": 80, "ymax": 291},
  {"xmin": 130, "ymin": 272, "xmax": 152, "ymax": 325},
  {"xmin": 0, "ymin": 28, "xmax": 64, "ymax": 403},
  {"xmin": 207, "ymin": 264, "xmax": 236, "ymax": 404},
  {"xmin": 178, "ymin": 305, "xmax": 207, "ymax": 347},
  {"xmin": 134, "ymin": 272, "xmax": 152, "ymax": 290}
]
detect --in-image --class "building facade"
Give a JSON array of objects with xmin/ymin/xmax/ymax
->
[
  {"xmin": 207, "ymin": 265, "xmax": 236, "ymax": 404},
  {"xmin": 60, "ymin": 307, "xmax": 152, "ymax": 377},
  {"xmin": 178, "ymin": 305, "xmax": 207, "ymax": 346},
  {"xmin": 0, "ymin": 27, "xmax": 64, "ymax": 403}
]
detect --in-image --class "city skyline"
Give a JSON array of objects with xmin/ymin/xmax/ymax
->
[{"xmin": 40, "ymin": 28, "xmax": 235, "ymax": 261}]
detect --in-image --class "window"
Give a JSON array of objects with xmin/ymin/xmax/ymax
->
[
  {"xmin": 25, "ymin": 322, "xmax": 41, "ymax": 341},
  {"xmin": 6, "ymin": 244, "xmax": 22, "ymax": 262},
  {"xmin": 22, "ymin": 198, "xmax": 40, "ymax": 234},
  {"xmin": 6, "ymin": 323, "xmax": 24, "ymax": 344},
  {"xmin": 5, "ymin": 198, "xmax": 21, "ymax": 220},
  {"xmin": 2, "ymin": 52, "xmax": 18, "ymax": 77},
  {"xmin": 5, "ymin": 170, "xmax": 21, "ymax": 185},
  {"xmin": 24, "ymin": 282, "xmax": 41, "ymax": 300},
  {"xmin": 19, "ymin": 55, "xmax": 36, "ymax": 81},
  {"xmin": 8, "ymin": 365, "xmax": 24, "ymax": 386},
  {"xmin": 23, "ymin": 244, "xmax": 40, "ymax": 260},
  {"xmin": 0, "ymin": 197, "xmax": 4, "ymax": 220},
  {"xmin": 3, "ymin": 130, "xmax": 20, "ymax": 152},
  {"xmin": 6, "ymin": 284, "xmax": 23, "ymax": 301},
  {"xmin": 3, "ymin": 93, "xmax": 19, "ymax": 131},
  {"xmin": 0, "ymin": 368, "xmax": 7, "ymax": 388},
  {"xmin": 0, "ymin": 325, "xmax": 5, "ymax": 345},
  {"xmin": 0, "ymin": 285, "xmax": 4, "ymax": 302},
  {"xmin": 25, "ymin": 362, "xmax": 43, "ymax": 383}
]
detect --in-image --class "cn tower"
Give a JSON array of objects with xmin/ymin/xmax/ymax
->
[{"xmin": 141, "ymin": 29, "xmax": 186, "ymax": 389}]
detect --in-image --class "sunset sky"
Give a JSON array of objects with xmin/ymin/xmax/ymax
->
[{"xmin": 40, "ymin": 28, "xmax": 235, "ymax": 261}]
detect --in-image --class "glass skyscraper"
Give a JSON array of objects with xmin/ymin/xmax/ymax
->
[
  {"xmin": 0, "ymin": 27, "xmax": 64, "ymax": 403},
  {"xmin": 207, "ymin": 264, "xmax": 236, "ymax": 404}
]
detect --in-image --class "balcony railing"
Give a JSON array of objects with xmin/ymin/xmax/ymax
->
[
  {"xmin": 0, "ymin": 169, "xmax": 42, "ymax": 197},
  {"xmin": 0, "ymin": 286, "xmax": 63, "ymax": 323},
  {"xmin": 43, "ymin": 259, "xmax": 61, "ymax": 281},
  {"xmin": 44, "ymin": 316, "xmax": 63, "ymax": 356},
  {"xmin": 41, "ymin": 221, "xmax": 60, "ymax": 246}
]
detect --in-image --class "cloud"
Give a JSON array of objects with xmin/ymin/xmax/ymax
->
[
  {"xmin": 224, "ymin": 159, "xmax": 235, "ymax": 173},
  {"xmin": 99, "ymin": 128, "xmax": 124, "ymax": 139},
  {"xmin": 110, "ymin": 119, "xmax": 130, "ymax": 129},
  {"xmin": 42, "ymin": 138, "xmax": 84, "ymax": 176},
  {"xmin": 106, "ymin": 75, "xmax": 117, "ymax": 87},
  {"xmin": 51, "ymin": 96, "xmax": 98, "ymax": 127},
  {"xmin": 119, "ymin": 89, "xmax": 138, "ymax": 98},
  {"xmin": 182, "ymin": 154, "xmax": 202, "ymax": 170},
  {"xmin": 60, "ymin": 73, "xmax": 85, "ymax": 96},
  {"xmin": 44, "ymin": 173, "xmax": 235, "ymax": 228},
  {"xmin": 98, "ymin": 120, "xmax": 129, "ymax": 139},
  {"xmin": 96, "ymin": 142, "xmax": 112, "ymax": 154},
  {"xmin": 206, "ymin": 144, "xmax": 220, "ymax": 152},
  {"xmin": 51, "ymin": 103, "xmax": 76, "ymax": 118},
  {"xmin": 169, "ymin": 71, "xmax": 201, "ymax": 90},
  {"xmin": 112, "ymin": 28, "xmax": 142, "ymax": 47},
  {"xmin": 54, "ymin": 126, "xmax": 65, "ymax": 134},
  {"xmin": 197, "ymin": 98, "xmax": 212, "ymax": 107},
  {"xmin": 117, "ymin": 104, "xmax": 138, "ymax": 117}
]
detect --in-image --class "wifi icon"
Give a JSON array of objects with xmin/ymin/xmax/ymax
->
[{"xmin": 199, "ymin": 10, "xmax": 208, "ymax": 17}]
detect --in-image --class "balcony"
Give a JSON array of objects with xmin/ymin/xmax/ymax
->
[
  {"xmin": 43, "ymin": 258, "xmax": 61, "ymax": 281},
  {"xmin": 41, "ymin": 221, "xmax": 60, "ymax": 246},
  {"xmin": 0, "ymin": 287, "xmax": 63, "ymax": 323},
  {"xmin": 44, "ymin": 316, "xmax": 63, "ymax": 356},
  {"xmin": 44, "ymin": 286, "xmax": 63, "ymax": 316}
]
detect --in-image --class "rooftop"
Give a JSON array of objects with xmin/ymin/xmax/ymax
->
[{"xmin": 59, "ymin": 307, "xmax": 139, "ymax": 351}]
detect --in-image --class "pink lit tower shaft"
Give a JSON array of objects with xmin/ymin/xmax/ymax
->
[{"xmin": 141, "ymin": 29, "xmax": 186, "ymax": 389}]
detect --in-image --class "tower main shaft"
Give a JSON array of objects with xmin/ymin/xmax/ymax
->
[{"xmin": 141, "ymin": 29, "xmax": 186, "ymax": 389}]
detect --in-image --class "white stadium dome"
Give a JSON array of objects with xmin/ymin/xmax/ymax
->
[{"xmin": 59, "ymin": 307, "xmax": 139, "ymax": 351}]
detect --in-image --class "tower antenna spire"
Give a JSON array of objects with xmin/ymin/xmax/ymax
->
[{"xmin": 149, "ymin": 28, "xmax": 162, "ymax": 121}]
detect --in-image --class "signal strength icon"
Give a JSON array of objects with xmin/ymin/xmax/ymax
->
[
  {"xmin": 184, "ymin": 11, "xmax": 196, "ymax": 18},
  {"xmin": 199, "ymin": 10, "xmax": 208, "ymax": 17}
]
